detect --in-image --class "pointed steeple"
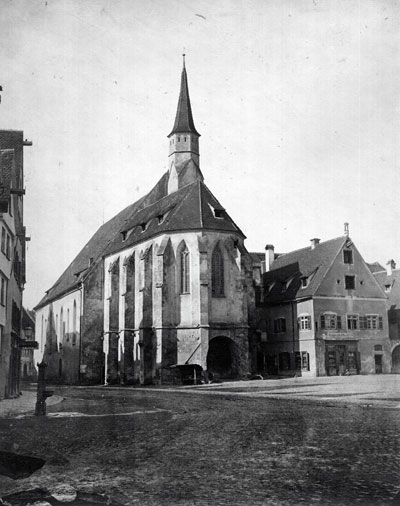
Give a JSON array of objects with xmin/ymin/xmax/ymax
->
[
  {"xmin": 167, "ymin": 56, "xmax": 203, "ymax": 195},
  {"xmin": 168, "ymin": 55, "xmax": 200, "ymax": 137}
]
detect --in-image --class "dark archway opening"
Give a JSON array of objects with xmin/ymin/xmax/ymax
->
[
  {"xmin": 207, "ymin": 336, "xmax": 235, "ymax": 379},
  {"xmin": 392, "ymin": 346, "xmax": 400, "ymax": 373}
]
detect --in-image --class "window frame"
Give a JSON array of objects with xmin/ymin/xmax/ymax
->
[
  {"xmin": 347, "ymin": 314, "xmax": 359, "ymax": 330},
  {"xmin": 211, "ymin": 244, "xmax": 225, "ymax": 297},
  {"xmin": 298, "ymin": 315, "xmax": 312, "ymax": 331},
  {"xmin": 0, "ymin": 276, "xmax": 6, "ymax": 307},
  {"xmin": 273, "ymin": 317, "xmax": 286, "ymax": 333},
  {"xmin": 180, "ymin": 246, "xmax": 190, "ymax": 294},
  {"xmin": 345, "ymin": 275, "xmax": 355, "ymax": 290},
  {"xmin": 343, "ymin": 249, "xmax": 353, "ymax": 264}
]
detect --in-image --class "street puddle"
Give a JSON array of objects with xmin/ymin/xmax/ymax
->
[
  {"xmin": 0, "ymin": 451, "xmax": 45, "ymax": 479},
  {"xmin": 1, "ymin": 487, "xmax": 123, "ymax": 505},
  {"xmin": 16, "ymin": 409, "xmax": 169, "ymax": 419}
]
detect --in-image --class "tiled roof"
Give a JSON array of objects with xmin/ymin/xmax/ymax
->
[
  {"xmin": 104, "ymin": 179, "xmax": 244, "ymax": 256},
  {"xmin": 34, "ymin": 172, "xmax": 168, "ymax": 309},
  {"xmin": 367, "ymin": 262, "xmax": 385, "ymax": 273},
  {"xmin": 263, "ymin": 236, "xmax": 346, "ymax": 303},
  {"xmin": 35, "ymin": 173, "xmax": 244, "ymax": 309},
  {"xmin": 249, "ymin": 252, "xmax": 265, "ymax": 264},
  {"xmin": 373, "ymin": 269, "xmax": 400, "ymax": 305},
  {"xmin": 168, "ymin": 65, "xmax": 200, "ymax": 137}
]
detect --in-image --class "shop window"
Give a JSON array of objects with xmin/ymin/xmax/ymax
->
[
  {"xmin": 295, "ymin": 351, "xmax": 310, "ymax": 371},
  {"xmin": 279, "ymin": 352, "xmax": 291, "ymax": 371}
]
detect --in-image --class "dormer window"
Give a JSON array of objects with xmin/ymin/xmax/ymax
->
[
  {"xmin": 158, "ymin": 215, "xmax": 164, "ymax": 225},
  {"xmin": 140, "ymin": 223, "xmax": 147, "ymax": 232},
  {"xmin": 214, "ymin": 209, "xmax": 223, "ymax": 219},
  {"xmin": 301, "ymin": 277, "xmax": 308, "ymax": 288},
  {"xmin": 385, "ymin": 284, "xmax": 392, "ymax": 293},
  {"xmin": 121, "ymin": 231, "xmax": 127, "ymax": 241}
]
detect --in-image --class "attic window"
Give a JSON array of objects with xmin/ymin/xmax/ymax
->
[
  {"xmin": 214, "ymin": 209, "xmax": 224, "ymax": 219},
  {"xmin": 385, "ymin": 284, "xmax": 391, "ymax": 293},
  {"xmin": 343, "ymin": 249, "xmax": 353, "ymax": 264},
  {"xmin": 140, "ymin": 222, "xmax": 147, "ymax": 232}
]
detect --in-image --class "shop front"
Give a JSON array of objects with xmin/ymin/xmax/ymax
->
[{"xmin": 325, "ymin": 340, "xmax": 360, "ymax": 376}]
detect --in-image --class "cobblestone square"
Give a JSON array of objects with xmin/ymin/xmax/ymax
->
[{"xmin": 0, "ymin": 377, "xmax": 399, "ymax": 505}]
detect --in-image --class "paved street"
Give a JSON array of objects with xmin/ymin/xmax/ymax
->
[{"xmin": 0, "ymin": 376, "xmax": 399, "ymax": 505}]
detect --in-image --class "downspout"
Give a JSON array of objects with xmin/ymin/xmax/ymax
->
[
  {"xmin": 78, "ymin": 282, "xmax": 84, "ymax": 384},
  {"xmin": 291, "ymin": 301, "xmax": 296, "ymax": 371}
]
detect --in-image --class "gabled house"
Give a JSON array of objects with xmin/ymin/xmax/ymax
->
[
  {"xmin": 0, "ymin": 131, "xmax": 31, "ymax": 398},
  {"xmin": 372, "ymin": 260, "xmax": 400, "ymax": 373},
  {"xmin": 252, "ymin": 228, "xmax": 391, "ymax": 377},
  {"xmin": 34, "ymin": 60, "xmax": 252, "ymax": 385}
]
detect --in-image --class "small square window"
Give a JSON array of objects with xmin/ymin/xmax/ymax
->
[{"xmin": 345, "ymin": 275, "xmax": 355, "ymax": 290}]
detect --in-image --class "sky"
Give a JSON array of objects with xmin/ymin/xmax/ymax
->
[{"xmin": 0, "ymin": 0, "xmax": 398, "ymax": 309}]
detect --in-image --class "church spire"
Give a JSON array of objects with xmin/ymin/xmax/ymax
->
[
  {"xmin": 167, "ymin": 56, "xmax": 203, "ymax": 195},
  {"xmin": 168, "ymin": 55, "xmax": 200, "ymax": 137}
]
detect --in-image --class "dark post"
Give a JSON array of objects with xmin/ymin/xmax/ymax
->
[{"xmin": 35, "ymin": 361, "xmax": 53, "ymax": 416}]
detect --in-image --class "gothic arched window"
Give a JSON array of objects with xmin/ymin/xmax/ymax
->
[
  {"xmin": 180, "ymin": 245, "xmax": 190, "ymax": 294},
  {"xmin": 212, "ymin": 245, "xmax": 224, "ymax": 297}
]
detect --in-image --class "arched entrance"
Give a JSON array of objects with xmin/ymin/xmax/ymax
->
[
  {"xmin": 207, "ymin": 336, "xmax": 236, "ymax": 379},
  {"xmin": 392, "ymin": 346, "xmax": 400, "ymax": 373}
]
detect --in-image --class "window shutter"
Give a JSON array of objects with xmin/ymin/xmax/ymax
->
[
  {"xmin": 307, "ymin": 315, "xmax": 312, "ymax": 329},
  {"xmin": 297, "ymin": 318, "xmax": 300, "ymax": 330},
  {"xmin": 378, "ymin": 316, "xmax": 383, "ymax": 330},
  {"xmin": 321, "ymin": 314, "xmax": 326, "ymax": 329},
  {"xmin": 337, "ymin": 315, "xmax": 342, "ymax": 329}
]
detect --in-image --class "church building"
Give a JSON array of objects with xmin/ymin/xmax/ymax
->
[{"xmin": 34, "ymin": 59, "xmax": 253, "ymax": 385}]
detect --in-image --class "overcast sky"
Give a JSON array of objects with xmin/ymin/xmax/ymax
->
[{"xmin": 0, "ymin": 0, "xmax": 398, "ymax": 309}]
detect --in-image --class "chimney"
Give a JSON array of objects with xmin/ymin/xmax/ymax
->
[
  {"xmin": 265, "ymin": 244, "xmax": 275, "ymax": 272},
  {"xmin": 344, "ymin": 222, "xmax": 349, "ymax": 237},
  {"xmin": 386, "ymin": 259, "xmax": 396, "ymax": 276},
  {"xmin": 310, "ymin": 238, "xmax": 320, "ymax": 250}
]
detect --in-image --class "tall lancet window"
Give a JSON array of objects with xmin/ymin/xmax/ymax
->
[
  {"xmin": 212, "ymin": 244, "xmax": 224, "ymax": 297},
  {"xmin": 180, "ymin": 245, "xmax": 190, "ymax": 294}
]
